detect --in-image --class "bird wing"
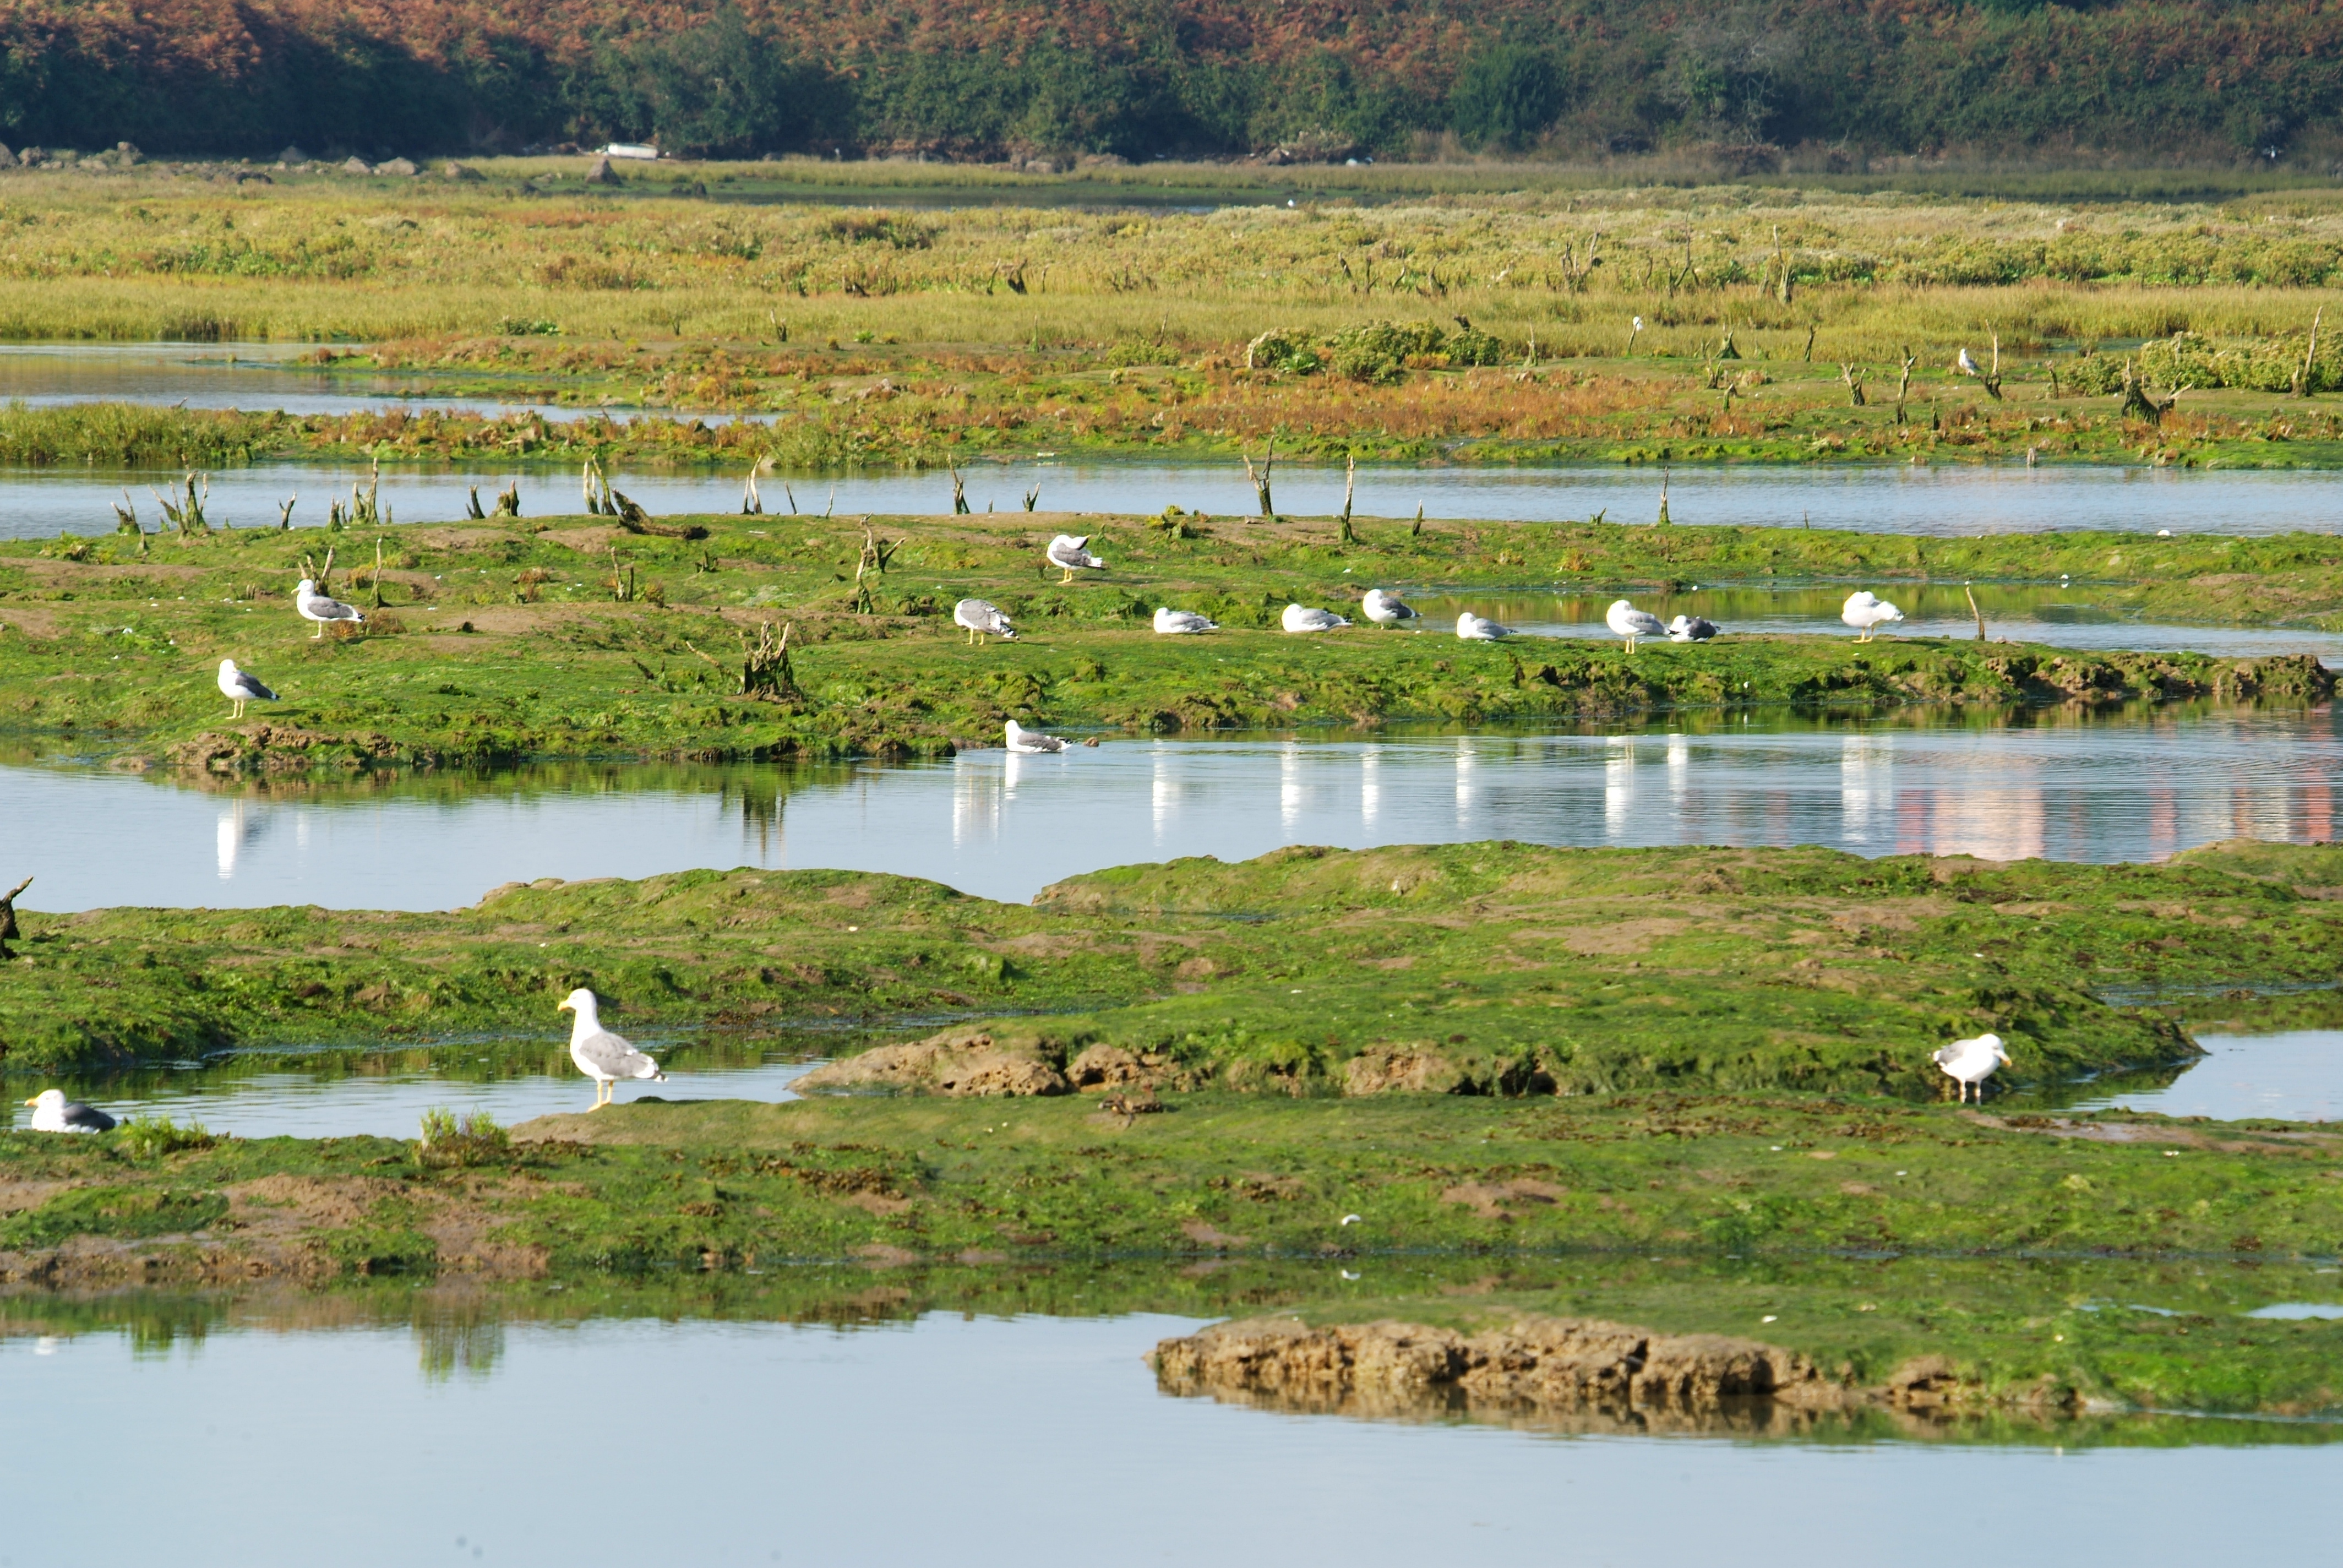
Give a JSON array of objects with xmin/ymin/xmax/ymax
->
[
  {"xmin": 61, "ymin": 1102, "xmax": 117, "ymax": 1131},
  {"xmin": 575, "ymin": 1027, "xmax": 655, "ymax": 1079},
  {"xmin": 306, "ymin": 594, "xmax": 361, "ymax": 619},
  {"xmin": 233, "ymin": 671, "xmax": 277, "ymax": 699}
]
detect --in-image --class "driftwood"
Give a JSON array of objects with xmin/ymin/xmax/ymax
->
[
  {"xmin": 1893, "ymin": 345, "xmax": 1918, "ymax": 424},
  {"xmin": 2293, "ymin": 306, "xmax": 2324, "ymax": 398},
  {"xmin": 2119, "ymin": 358, "xmax": 2188, "ymax": 421},
  {"xmin": 1243, "ymin": 440, "xmax": 1276, "ymax": 519},
  {"xmin": 686, "ymin": 622, "xmax": 800, "ymax": 703},
  {"xmin": 1337, "ymin": 454, "xmax": 1358, "ymax": 546},
  {"xmin": 1840, "ymin": 362, "xmax": 1867, "ymax": 406},
  {"xmin": 0, "ymin": 875, "xmax": 30, "ymax": 959}
]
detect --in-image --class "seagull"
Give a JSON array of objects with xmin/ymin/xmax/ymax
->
[
  {"xmin": 1956, "ymin": 347, "xmax": 1982, "ymax": 378},
  {"xmin": 1005, "ymin": 719, "xmax": 1068, "ymax": 753},
  {"xmin": 23, "ymin": 1089, "xmax": 116, "ymax": 1133},
  {"xmin": 1933, "ymin": 1032, "xmax": 2010, "ymax": 1103},
  {"xmin": 557, "ymin": 988, "xmax": 665, "ymax": 1110},
  {"xmin": 955, "ymin": 597, "xmax": 1015, "ymax": 644},
  {"xmin": 1842, "ymin": 590, "xmax": 1905, "ymax": 641},
  {"xmin": 1456, "ymin": 611, "xmax": 1511, "ymax": 641},
  {"xmin": 217, "ymin": 658, "xmax": 276, "ymax": 718},
  {"xmin": 1282, "ymin": 603, "xmax": 1350, "ymax": 633},
  {"xmin": 1045, "ymin": 533, "xmax": 1104, "ymax": 583},
  {"xmin": 1153, "ymin": 607, "xmax": 1218, "ymax": 635},
  {"xmin": 1605, "ymin": 598, "xmax": 1665, "ymax": 651},
  {"xmin": 1666, "ymin": 614, "xmax": 1719, "ymax": 643},
  {"xmin": 294, "ymin": 578, "xmax": 364, "ymax": 639},
  {"xmin": 1361, "ymin": 589, "xmax": 1419, "ymax": 628}
]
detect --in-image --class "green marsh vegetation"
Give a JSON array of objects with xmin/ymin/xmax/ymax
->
[
  {"xmin": 15, "ymin": 172, "xmax": 2343, "ymax": 467},
  {"xmin": 4, "ymin": 839, "xmax": 2338, "ymax": 1078},
  {"xmin": 2, "ymin": 1084, "xmax": 2342, "ymax": 1419},
  {"xmin": 0, "ymin": 511, "xmax": 2333, "ymax": 768}
]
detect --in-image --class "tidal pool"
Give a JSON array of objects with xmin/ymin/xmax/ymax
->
[
  {"xmin": 8, "ymin": 704, "xmax": 2336, "ymax": 913},
  {"xmin": 2071, "ymin": 1030, "xmax": 2343, "ymax": 1122},
  {"xmin": 0, "ymin": 1305, "xmax": 2333, "ymax": 1568}
]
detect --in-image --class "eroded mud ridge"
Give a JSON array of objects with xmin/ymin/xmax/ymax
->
[{"xmin": 1152, "ymin": 1316, "xmax": 2085, "ymax": 1429}]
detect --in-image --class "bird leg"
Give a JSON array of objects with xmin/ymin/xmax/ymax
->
[
  {"xmin": 311, "ymin": 623, "xmax": 324, "ymax": 640},
  {"xmin": 1059, "ymin": 567, "xmax": 1075, "ymax": 584}
]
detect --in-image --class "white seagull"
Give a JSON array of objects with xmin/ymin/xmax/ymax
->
[
  {"xmin": 1045, "ymin": 533, "xmax": 1105, "ymax": 583},
  {"xmin": 1282, "ymin": 603, "xmax": 1350, "ymax": 634},
  {"xmin": 1666, "ymin": 614, "xmax": 1719, "ymax": 643},
  {"xmin": 1605, "ymin": 598, "xmax": 1665, "ymax": 651},
  {"xmin": 1955, "ymin": 347, "xmax": 1982, "ymax": 378},
  {"xmin": 1361, "ymin": 589, "xmax": 1419, "ymax": 628},
  {"xmin": 955, "ymin": 597, "xmax": 1016, "ymax": 644},
  {"xmin": 1153, "ymin": 607, "xmax": 1217, "ymax": 635},
  {"xmin": 23, "ymin": 1089, "xmax": 117, "ymax": 1133},
  {"xmin": 1932, "ymin": 1032, "xmax": 2010, "ymax": 1103},
  {"xmin": 217, "ymin": 658, "xmax": 277, "ymax": 719},
  {"xmin": 1005, "ymin": 719, "xmax": 1069, "ymax": 753},
  {"xmin": 1456, "ymin": 611, "xmax": 1512, "ymax": 641},
  {"xmin": 557, "ymin": 988, "xmax": 665, "ymax": 1110},
  {"xmin": 294, "ymin": 578, "xmax": 364, "ymax": 639},
  {"xmin": 1842, "ymin": 590, "xmax": 1905, "ymax": 641}
]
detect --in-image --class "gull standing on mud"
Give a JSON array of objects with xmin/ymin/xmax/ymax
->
[
  {"xmin": 294, "ymin": 578, "xmax": 364, "ymax": 639},
  {"xmin": 1605, "ymin": 598, "xmax": 1665, "ymax": 651},
  {"xmin": 1456, "ymin": 611, "xmax": 1512, "ymax": 641},
  {"xmin": 955, "ymin": 598, "xmax": 1016, "ymax": 644},
  {"xmin": 1282, "ymin": 603, "xmax": 1350, "ymax": 634},
  {"xmin": 1045, "ymin": 533, "xmax": 1105, "ymax": 583},
  {"xmin": 217, "ymin": 658, "xmax": 277, "ymax": 719},
  {"xmin": 1666, "ymin": 614, "xmax": 1719, "ymax": 643},
  {"xmin": 1361, "ymin": 589, "xmax": 1419, "ymax": 628},
  {"xmin": 1005, "ymin": 719, "xmax": 1069, "ymax": 753},
  {"xmin": 1933, "ymin": 1032, "xmax": 2010, "ymax": 1103},
  {"xmin": 1842, "ymin": 590, "xmax": 1905, "ymax": 641},
  {"xmin": 1153, "ymin": 607, "xmax": 1218, "ymax": 635},
  {"xmin": 23, "ymin": 1089, "xmax": 117, "ymax": 1133},
  {"xmin": 557, "ymin": 988, "xmax": 666, "ymax": 1109}
]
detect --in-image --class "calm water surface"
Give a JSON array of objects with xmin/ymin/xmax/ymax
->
[
  {"xmin": 0, "ymin": 1310, "xmax": 2334, "ymax": 1567},
  {"xmin": 7, "ymin": 706, "xmax": 2335, "ymax": 913}
]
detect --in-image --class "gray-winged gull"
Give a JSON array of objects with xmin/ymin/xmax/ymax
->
[
  {"xmin": 1842, "ymin": 590, "xmax": 1904, "ymax": 641},
  {"xmin": 24, "ymin": 1089, "xmax": 117, "ymax": 1133},
  {"xmin": 1456, "ymin": 611, "xmax": 1512, "ymax": 641},
  {"xmin": 1932, "ymin": 1032, "xmax": 2009, "ymax": 1103},
  {"xmin": 1282, "ymin": 603, "xmax": 1350, "ymax": 633},
  {"xmin": 1153, "ymin": 607, "xmax": 1218, "ymax": 635},
  {"xmin": 558, "ymin": 988, "xmax": 666, "ymax": 1109},
  {"xmin": 1605, "ymin": 598, "xmax": 1664, "ymax": 651},
  {"xmin": 1361, "ymin": 589, "xmax": 1419, "ymax": 628},
  {"xmin": 1666, "ymin": 614, "xmax": 1719, "ymax": 643},
  {"xmin": 1005, "ymin": 719, "xmax": 1069, "ymax": 753},
  {"xmin": 217, "ymin": 658, "xmax": 277, "ymax": 718},
  {"xmin": 295, "ymin": 578, "xmax": 364, "ymax": 639},
  {"xmin": 955, "ymin": 597, "xmax": 1016, "ymax": 644},
  {"xmin": 1045, "ymin": 533, "xmax": 1104, "ymax": 583}
]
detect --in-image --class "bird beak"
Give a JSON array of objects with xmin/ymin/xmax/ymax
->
[
  {"xmin": 557, "ymin": 1001, "xmax": 573, "ymax": 1012},
  {"xmin": 21, "ymin": 1097, "xmax": 34, "ymax": 1107}
]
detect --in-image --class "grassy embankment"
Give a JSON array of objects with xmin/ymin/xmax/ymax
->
[
  {"xmin": 11, "ymin": 172, "xmax": 2343, "ymax": 467},
  {"xmin": 4, "ymin": 838, "xmax": 2339, "ymax": 1075},
  {"xmin": 0, "ymin": 511, "xmax": 2332, "ymax": 769},
  {"xmin": 2, "ymin": 1079, "xmax": 2342, "ymax": 1419}
]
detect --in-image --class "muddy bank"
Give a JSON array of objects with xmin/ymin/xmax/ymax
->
[{"xmin": 1151, "ymin": 1315, "xmax": 2096, "ymax": 1430}]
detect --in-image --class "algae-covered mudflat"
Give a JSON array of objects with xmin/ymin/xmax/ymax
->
[{"xmin": 0, "ymin": 510, "xmax": 2331, "ymax": 766}]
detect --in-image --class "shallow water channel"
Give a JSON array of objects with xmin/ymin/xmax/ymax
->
[
  {"xmin": 10, "ymin": 704, "xmax": 2336, "ymax": 913},
  {"xmin": 0, "ymin": 1294, "xmax": 2337, "ymax": 1567},
  {"xmin": 14, "ymin": 453, "xmax": 2343, "ymax": 545}
]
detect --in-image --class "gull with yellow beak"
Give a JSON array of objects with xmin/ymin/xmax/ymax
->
[{"xmin": 557, "ymin": 987, "xmax": 666, "ymax": 1109}]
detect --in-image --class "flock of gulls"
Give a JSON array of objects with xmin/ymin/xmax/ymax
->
[{"xmin": 42, "ymin": 530, "xmax": 1937, "ymax": 1128}]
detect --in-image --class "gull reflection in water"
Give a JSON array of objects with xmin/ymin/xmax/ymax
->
[
  {"xmin": 1152, "ymin": 744, "xmax": 1176, "ymax": 845},
  {"xmin": 215, "ymin": 798, "xmax": 264, "ymax": 880},
  {"xmin": 1666, "ymin": 733, "xmax": 1690, "ymax": 802},
  {"xmin": 952, "ymin": 753, "xmax": 1003, "ymax": 848},
  {"xmin": 1454, "ymin": 737, "xmax": 1476, "ymax": 826},
  {"xmin": 1840, "ymin": 731, "xmax": 1894, "ymax": 847},
  {"xmin": 1604, "ymin": 737, "xmax": 1634, "ymax": 837},
  {"xmin": 1280, "ymin": 742, "xmax": 1303, "ymax": 834},
  {"xmin": 1360, "ymin": 747, "xmax": 1380, "ymax": 830}
]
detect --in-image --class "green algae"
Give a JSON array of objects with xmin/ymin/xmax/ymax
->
[
  {"xmin": 0, "ymin": 511, "xmax": 2332, "ymax": 766},
  {"xmin": 4, "ymin": 841, "xmax": 2337, "ymax": 1086}
]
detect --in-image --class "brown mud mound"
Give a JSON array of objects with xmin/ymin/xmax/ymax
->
[
  {"xmin": 792, "ymin": 1028, "xmax": 1068, "ymax": 1097},
  {"xmin": 1153, "ymin": 1316, "xmax": 1845, "ymax": 1420},
  {"xmin": 1153, "ymin": 1317, "xmax": 2105, "ymax": 1432}
]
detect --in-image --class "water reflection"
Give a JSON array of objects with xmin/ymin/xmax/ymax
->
[
  {"xmin": 7, "ymin": 704, "xmax": 2338, "ymax": 911},
  {"xmin": 2070, "ymin": 1031, "xmax": 2343, "ymax": 1122}
]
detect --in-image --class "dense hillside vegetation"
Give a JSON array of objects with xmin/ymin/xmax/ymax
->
[{"xmin": 3, "ymin": 1, "xmax": 2342, "ymax": 167}]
